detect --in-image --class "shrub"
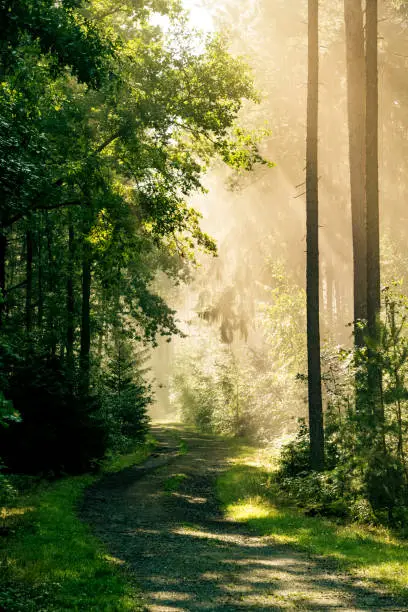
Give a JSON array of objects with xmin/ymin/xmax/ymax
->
[{"xmin": 277, "ymin": 419, "xmax": 311, "ymax": 477}]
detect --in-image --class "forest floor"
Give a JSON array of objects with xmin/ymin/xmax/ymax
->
[{"xmin": 81, "ymin": 424, "xmax": 406, "ymax": 611}]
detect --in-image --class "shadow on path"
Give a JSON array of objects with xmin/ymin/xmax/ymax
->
[{"xmin": 81, "ymin": 426, "xmax": 403, "ymax": 611}]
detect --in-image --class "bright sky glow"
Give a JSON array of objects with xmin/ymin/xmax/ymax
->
[
  {"xmin": 151, "ymin": 1, "xmax": 214, "ymax": 35},
  {"xmin": 182, "ymin": 0, "xmax": 214, "ymax": 33}
]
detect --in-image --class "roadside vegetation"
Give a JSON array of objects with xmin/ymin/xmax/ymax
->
[
  {"xmin": 217, "ymin": 443, "xmax": 408, "ymax": 603},
  {"xmin": 0, "ymin": 438, "xmax": 156, "ymax": 612}
]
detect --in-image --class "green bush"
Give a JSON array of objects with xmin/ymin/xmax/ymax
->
[
  {"xmin": 276, "ymin": 415, "xmax": 367, "ymax": 520},
  {"xmin": 278, "ymin": 419, "xmax": 311, "ymax": 477}
]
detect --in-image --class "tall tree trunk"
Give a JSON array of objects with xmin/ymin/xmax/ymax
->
[
  {"xmin": 46, "ymin": 213, "xmax": 56, "ymax": 356},
  {"xmin": 37, "ymin": 223, "xmax": 43, "ymax": 327},
  {"xmin": 366, "ymin": 0, "xmax": 384, "ymax": 432},
  {"xmin": 0, "ymin": 231, "xmax": 6, "ymax": 327},
  {"xmin": 307, "ymin": 0, "xmax": 325, "ymax": 471},
  {"xmin": 344, "ymin": 0, "xmax": 367, "ymax": 346},
  {"xmin": 80, "ymin": 243, "xmax": 91, "ymax": 395},
  {"xmin": 25, "ymin": 229, "xmax": 33, "ymax": 334},
  {"xmin": 366, "ymin": 0, "xmax": 380, "ymax": 336},
  {"xmin": 326, "ymin": 257, "xmax": 334, "ymax": 330},
  {"xmin": 67, "ymin": 216, "xmax": 75, "ymax": 365}
]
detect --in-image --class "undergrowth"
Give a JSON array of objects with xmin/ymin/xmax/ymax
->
[
  {"xmin": 217, "ymin": 444, "xmax": 408, "ymax": 602},
  {"xmin": 0, "ymin": 436, "xmax": 156, "ymax": 611}
]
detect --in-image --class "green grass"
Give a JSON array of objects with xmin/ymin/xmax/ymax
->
[
  {"xmin": 217, "ymin": 446, "xmax": 408, "ymax": 602},
  {"xmin": 178, "ymin": 439, "xmax": 188, "ymax": 455},
  {"xmin": 103, "ymin": 434, "xmax": 156, "ymax": 473},
  {"xmin": 0, "ymin": 438, "xmax": 156, "ymax": 611},
  {"xmin": 163, "ymin": 473, "xmax": 188, "ymax": 492}
]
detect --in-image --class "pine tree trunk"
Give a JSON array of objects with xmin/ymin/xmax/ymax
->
[
  {"xmin": 80, "ymin": 248, "xmax": 91, "ymax": 395},
  {"xmin": 46, "ymin": 213, "xmax": 56, "ymax": 356},
  {"xmin": 0, "ymin": 231, "xmax": 6, "ymax": 327},
  {"xmin": 37, "ymin": 222, "xmax": 43, "ymax": 327},
  {"xmin": 366, "ymin": 0, "xmax": 384, "ymax": 431},
  {"xmin": 67, "ymin": 217, "xmax": 75, "ymax": 365},
  {"xmin": 307, "ymin": 0, "xmax": 325, "ymax": 471},
  {"xmin": 366, "ymin": 0, "xmax": 380, "ymax": 336},
  {"xmin": 25, "ymin": 229, "xmax": 33, "ymax": 334},
  {"xmin": 327, "ymin": 257, "xmax": 334, "ymax": 329},
  {"xmin": 344, "ymin": 0, "xmax": 367, "ymax": 346}
]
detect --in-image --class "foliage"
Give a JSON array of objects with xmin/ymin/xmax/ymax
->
[
  {"xmin": 217, "ymin": 442, "xmax": 408, "ymax": 603},
  {"xmin": 103, "ymin": 434, "xmax": 156, "ymax": 473},
  {"xmin": 98, "ymin": 335, "xmax": 151, "ymax": 452},
  {"xmin": 276, "ymin": 286, "xmax": 408, "ymax": 526},
  {"xmin": 0, "ymin": 337, "xmax": 20, "ymax": 428},
  {"xmin": 0, "ymin": 0, "xmax": 265, "ymax": 475},
  {"xmin": 174, "ymin": 344, "xmax": 254, "ymax": 436},
  {"xmin": 278, "ymin": 419, "xmax": 311, "ymax": 478},
  {"xmin": 0, "ymin": 393, "xmax": 19, "ymax": 429},
  {"xmin": 0, "ymin": 464, "xmax": 17, "ymax": 506}
]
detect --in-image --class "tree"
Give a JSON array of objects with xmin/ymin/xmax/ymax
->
[
  {"xmin": 344, "ymin": 0, "xmax": 367, "ymax": 347},
  {"xmin": 365, "ymin": 0, "xmax": 385, "ymax": 437},
  {"xmin": 0, "ymin": 0, "xmax": 267, "ymax": 473},
  {"xmin": 366, "ymin": 0, "xmax": 381, "ymax": 339},
  {"xmin": 306, "ymin": 0, "xmax": 325, "ymax": 471}
]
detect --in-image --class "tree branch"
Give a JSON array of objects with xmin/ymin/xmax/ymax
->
[
  {"xmin": 7, "ymin": 280, "xmax": 27, "ymax": 293},
  {"xmin": 3, "ymin": 200, "xmax": 82, "ymax": 229},
  {"xmin": 1, "ymin": 129, "xmax": 123, "ymax": 229},
  {"xmin": 95, "ymin": 131, "xmax": 122, "ymax": 154}
]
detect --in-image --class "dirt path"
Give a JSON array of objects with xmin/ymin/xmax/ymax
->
[{"xmin": 81, "ymin": 425, "xmax": 402, "ymax": 611}]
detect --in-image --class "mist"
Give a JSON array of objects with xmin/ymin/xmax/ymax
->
[{"xmin": 149, "ymin": 0, "xmax": 408, "ymax": 441}]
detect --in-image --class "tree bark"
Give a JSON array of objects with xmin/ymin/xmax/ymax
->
[
  {"xmin": 344, "ymin": 0, "xmax": 367, "ymax": 346},
  {"xmin": 25, "ymin": 229, "xmax": 33, "ymax": 334},
  {"xmin": 67, "ymin": 216, "xmax": 75, "ymax": 365},
  {"xmin": 80, "ymin": 222, "xmax": 92, "ymax": 394},
  {"xmin": 366, "ymin": 0, "xmax": 385, "ymax": 432},
  {"xmin": 46, "ymin": 213, "xmax": 56, "ymax": 356},
  {"xmin": 307, "ymin": 0, "xmax": 325, "ymax": 471},
  {"xmin": 37, "ymin": 222, "xmax": 43, "ymax": 327},
  {"xmin": 326, "ymin": 257, "xmax": 334, "ymax": 329},
  {"xmin": 366, "ymin": 0, "xmax": 380, "ymax": 337},
  {"xmin": 0, "ymin": 231, "xmax": 6, "ymax": 327}
]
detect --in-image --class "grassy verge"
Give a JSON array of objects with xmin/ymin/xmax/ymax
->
[
  {"xmin": 163, "ymin": 473, "xmax": 188, "ymax": 493},
  {"xmin": 217, "ymin": 444, "xmax": 408, "ymax": 602},
  {"xmin": 0, "ymin": 436, "xmax": 156, "ymax": 611}
]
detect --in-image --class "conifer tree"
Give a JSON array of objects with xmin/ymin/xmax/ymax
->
[{"xmin": 306, "ymin": 0, "xmax": 324, "ymax": 470}]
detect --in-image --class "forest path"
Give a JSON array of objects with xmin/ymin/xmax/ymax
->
[{"xmin": 81, "ymin": 425, "xmax": 400, "ymax": 611}]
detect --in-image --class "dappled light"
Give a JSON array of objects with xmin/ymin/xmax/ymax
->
[
  {"xmin": 80, "ymin": 426, "xmax": 405, "ymax": 610},
  {"xmin": 2, "ymin": 0, "xmax": 408, "ymax": 609}
]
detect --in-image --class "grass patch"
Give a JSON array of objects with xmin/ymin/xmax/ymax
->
[
  {"xmin": 103, "ymin": 434, "xmax": 156, "ymax": 473},
  {"xmin": 217, "ymin": 446, "xmax": 408, "ymax": 603},
  {"xmin": 163, "ymin": 473, "xmax": 188, "ymax": 492},
  {"xmin": 0, "ymin": 437, "xmax": 156, "ymax": 611},
  {"xmin": 178, "ymin": 439, "xmax": 188, "ymax": 455}
]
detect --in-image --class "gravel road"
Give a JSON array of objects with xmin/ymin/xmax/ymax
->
[{"xmin": 81, "ymin": 425, "xmax": 404, "ymax": 611}]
